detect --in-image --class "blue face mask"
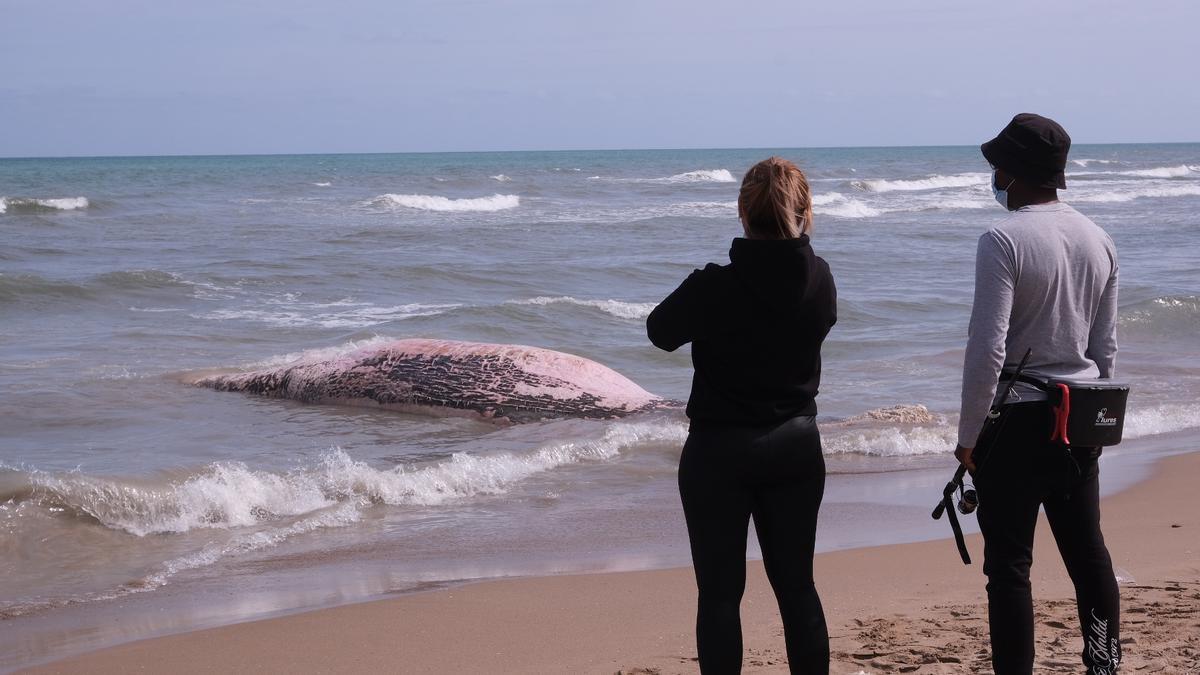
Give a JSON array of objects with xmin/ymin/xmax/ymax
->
[{"xmin": 991, "ymin": 170, "xmax": 1016, "ymax": 210}]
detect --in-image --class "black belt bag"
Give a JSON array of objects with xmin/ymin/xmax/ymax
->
[{"xmin": 1011, "ymin": 373, "xmax": 1130, "ymax": 447}]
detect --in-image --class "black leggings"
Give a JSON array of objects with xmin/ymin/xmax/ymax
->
[
  {"xmin": 973, "ymin": 402, "xmax": 1121, "ymax": 675},
  {"xmin": 678, "ymin": 415, "xmax": 828, "ymax": 674}
]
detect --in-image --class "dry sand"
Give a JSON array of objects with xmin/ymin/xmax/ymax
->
[{"xmin": 25, "ymin": 451, "xmax": 1200, "ymax": 674}]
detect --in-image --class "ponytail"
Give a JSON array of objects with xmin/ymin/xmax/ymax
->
[{"xmin": 737, "ymin": 157, "xmax": 813, "ymax": 239}]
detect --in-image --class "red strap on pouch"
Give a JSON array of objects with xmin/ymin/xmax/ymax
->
[{"xmin": 1050, "ymin": 383, "xmax": 1071, "ymax": 444}]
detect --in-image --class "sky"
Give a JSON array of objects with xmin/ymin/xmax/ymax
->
[{"xmin": 2, "ymin": 0, "xmax": 1197, "ymax": 157}]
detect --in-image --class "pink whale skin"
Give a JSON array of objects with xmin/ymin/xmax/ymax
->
[{"xmin": 189, "ymin": 338, "xmax": 672, "ymax": 423}]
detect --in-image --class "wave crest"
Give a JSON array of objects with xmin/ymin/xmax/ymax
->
[
  {"xmin": 10, "ymin": 422, "xmax": 687, "ymax": 537},
  {"xmin": 1117, "ymin": 164, "xmax": 1199, "ymax": 178},
  {"xmin": 1124, "ymin": 403, "xmax": 1200, "ymax": 439},
  {"xmin": 851, "ymin": 173, "xmax": 985, "ymax": 193},
  {"xmin": 1074, "ymin": 184, "xmax": 1200, "ymax": 203},
  {"xmin": 812, "ymin": 192, "xmax": 882, "ymax": 219},
  {"xmin": 0, "ymin": 196, "xmax": 90, "ymax": 214},
  {"xmin": 372, "ymin": 193, "xmax": 520, "ymax": 212},
  {"xmin": 508, "ymin": 296, "xmax": 656, "ymax": 320}
]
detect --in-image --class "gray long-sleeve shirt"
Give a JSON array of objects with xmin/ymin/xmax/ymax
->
[{"xmin": 958, "ymin": 202, "xmax": 1119, "ymax": 447}]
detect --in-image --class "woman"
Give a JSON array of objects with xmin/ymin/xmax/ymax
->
[{"xmin": 647, "ymin": 157, "xmax": 837, "ymax": 674}]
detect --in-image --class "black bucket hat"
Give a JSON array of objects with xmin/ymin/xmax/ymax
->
[{"xmin": 981, "ymin": 113, "xmax": 1071, "ymax": 190}]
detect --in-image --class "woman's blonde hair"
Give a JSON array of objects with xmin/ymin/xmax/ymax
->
[{"xmin": 737, "ymin": 157, "xmax": 813, "ymax": 239}]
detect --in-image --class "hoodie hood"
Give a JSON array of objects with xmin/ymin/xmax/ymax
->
[{"xmin": 728, "ymin": 235, "xmax": 819, "ymax": 308}]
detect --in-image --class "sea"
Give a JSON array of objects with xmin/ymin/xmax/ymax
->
[{"xmin": 2, "ymin": 145, "xmax": 1199, "ymax": 669}]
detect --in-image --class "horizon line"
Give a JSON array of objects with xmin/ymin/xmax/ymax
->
[{"xmin": 2, "ymin": 140, "xmax": 1198, "ymax": 162}]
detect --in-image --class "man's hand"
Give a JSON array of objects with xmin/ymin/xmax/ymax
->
[{"xmin": 955, "ymin": 444, "xmax": 976, "ymax": 473}]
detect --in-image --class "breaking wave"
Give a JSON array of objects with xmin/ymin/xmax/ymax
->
[
  {"xmin": 822, "ymin": 405, "xmax": 954, "ymax": 457},
  {"xmin": 1070, "ymin": 158, "xmax": 1118, "ymax": 167},
  {"xmin": 6, "ymin": 422, "xmax": 687, "ymax": 537},
  {"xmin": 1116, "ymin": 164, "xmax": 1199, "ymax": 178},
  {"xmin": 1124, "ymin": 403, "xmax": 1200, "ymax": 439},
  {"xmin": 371, "ymin": 193, "xmax": 520, "ymax": 212},
  {"xmin": 0, "ymin": 421, "xmax": 686, "ymax": 611},
  {"xmin": 824, "ymin": 424, "xmax": 958, "ymax": 457},
  {"xmin": 0, "ymin": 196, "xmax": 90, "ymax": 214},
  {"xmin": 508, "ymin": 296, "xmax": 657, "ymax": 320},
  {"xmin": 813, "ymin": 192, "xmax": 882, "ymax": 219},
  {"xmin": 851, "ymin": 173, "xmax": 986, "ymax": 193},
  {"xmin": 1073, "ymin": 184, "xmax": 1200, "ymax": 203}
]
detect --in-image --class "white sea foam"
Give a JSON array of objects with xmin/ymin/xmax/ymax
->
[
  {"xmin": 5, "ymin": 421, "xmax": 688, "ymax": 604},
  {"xmin": 313, "ymin": 182, "xmax": 332, "ymax": 187},
  {"xmin": 35, "ymin": 196, "xmax": 89, "ymax": 210},
  {"xmin": 1117, "ymin": 164, "xmax": 1199, "ymax": 178},
  {"xmin": 23, "ymin": 421, "xmax": 686, "ymax": 537},
  {"xmin": 809, "ymin": 193, "xmax": 843, "ymax": 206},
  {"xmin": 0, "ymin": 196, "xmax": 90, "ymax": 213},
  {"xmin": 372, "ymin": 193, "xmax": 520, "ymax": 212},
  {"xmin": 1123, "ymin": 403, "xmax": 1200, "ymax": 439},
  {"xmin": 247, "ymin": 336, "xmax": 402, "ymax": 369},
  {"xmin": 1070, "ymin": 158, "xmax": 1118, "ymax": 167},
  {"xmin": 491, "ymin": 174, "xmax": 512, "ymax": 182},
  {"xmin": 823, "ymin": 424, "xmax": 957, "ymax": 457},
  {"xmin": 1118, "ymin": 295, "xmax": 1200, "ymax": 331},
  {"xmin": 196, "ymin": 302, "xmax": 460, "ymax": 328},
  {"xmin": 137, "ymin": 502, "xmax": 364, "ymax": 592},
  {"xmin": 1072, "ymin": 184, "xmax": 1200, "ymax": 203},
  {"xmin": 509, "ymin": 296, "xmax": 657, "ymax": 320},
  {"xmin": 29, "ymin": 463, "xmax": 340, "ymax": 536},
  {"xmin": 1072, "ymin": 165, "xmax": 1200, "ymax": 178},
  {"xmin": 812, "ymin": 193, "xmax": 882, "ymax": 219},
  {"xmin": 819, "ymin": 400, "xmax": 1200, "ymax": 457},
  {"xmin": 321, "ymin": 422, "xmax": 687, "ymax": 507},
  {"xmin": 852, "ymin": 173, "xmax": 986, "ymax": 193}
]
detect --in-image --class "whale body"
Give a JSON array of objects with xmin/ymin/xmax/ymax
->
[{"xmin": 190, "ymin": 338, "xmax": 668, "ymax": 423}]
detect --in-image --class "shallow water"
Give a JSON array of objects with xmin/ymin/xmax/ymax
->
[{"xmin": 3, "ymin": 145, "xmax": 1199, "ymax": 669}]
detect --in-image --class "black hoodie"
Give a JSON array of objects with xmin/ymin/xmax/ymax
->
[{"xmin": 647, "ymin": 235, "xmax": 837, "ymax": 427}]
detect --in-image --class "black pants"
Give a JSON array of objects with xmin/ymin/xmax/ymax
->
[
  {"xmin": 678, "ymin": 415, "xmax": 828, "ymax": 675},
  {"xmin": 973, "ymin": 402, "xmax": 1121, "ymax": 675}
]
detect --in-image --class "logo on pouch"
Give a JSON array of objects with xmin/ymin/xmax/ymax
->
[{"xmin": 1095, "ymin": 408, "xmax": 1118, "ymax": 427}]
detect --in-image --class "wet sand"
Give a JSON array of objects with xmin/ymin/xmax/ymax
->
[{"xmin": 24, "ymin": 450, "xmax": 1199, "ymax": 674}]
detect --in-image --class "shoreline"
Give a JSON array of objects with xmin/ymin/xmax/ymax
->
[{"xmin": 21, "ymin": 448, "xmax": 1199, "ymax": 674}]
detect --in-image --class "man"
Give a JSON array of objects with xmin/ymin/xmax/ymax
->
[{"xmin": 955, "ymin": 113, "xmax": 1121, "ymax": 674}]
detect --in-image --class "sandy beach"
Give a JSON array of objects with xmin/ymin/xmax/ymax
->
[{"xmin": 21, "ymin": 449, "xmax": 1198, "ymax": 674}]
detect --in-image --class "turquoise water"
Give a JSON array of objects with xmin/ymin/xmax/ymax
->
[{"xmin": 2, "ymin": 145, "xmax": 1199, "ymax": 668}]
